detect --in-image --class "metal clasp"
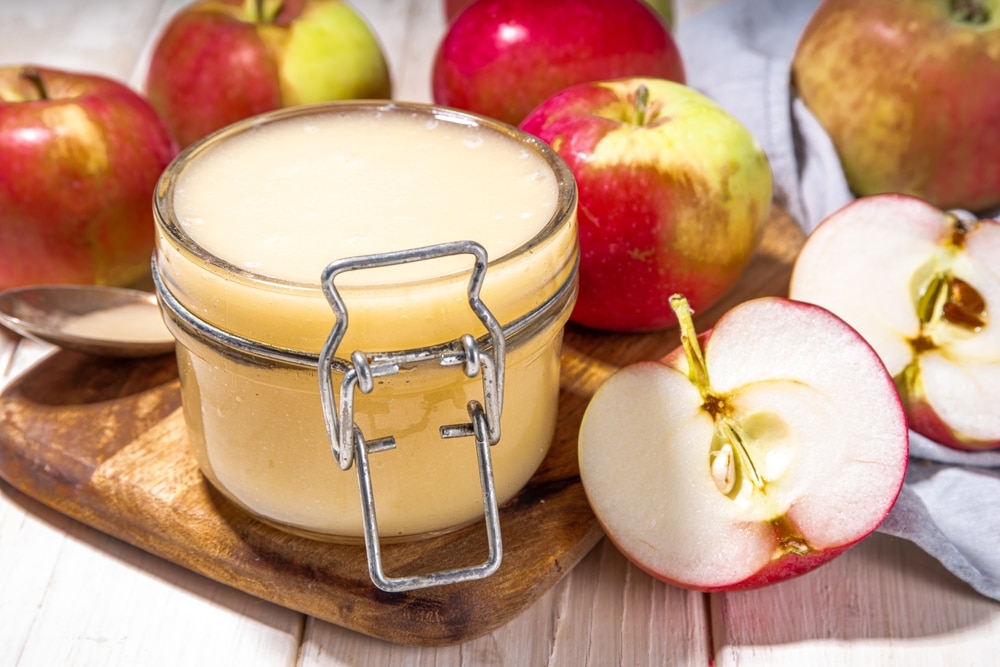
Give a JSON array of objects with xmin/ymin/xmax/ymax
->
[{"xmin": 317, "ymin": 240, "xmax": 505, "ymax": 592}]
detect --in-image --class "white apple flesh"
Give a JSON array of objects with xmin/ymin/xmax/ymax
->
[
  {"xmin": 790, "ymin": 194, "xmax": 1000, "ymax": 450},
  {"xmin": 578, "ymin": 296, "xmax": 908, "ymax": 591}
]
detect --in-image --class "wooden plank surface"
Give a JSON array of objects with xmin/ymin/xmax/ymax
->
[
  {"xmin": 1, "ymin": 0, "xmax": 998, "ymax": 665},
  {"xmin": 0, "ymin": 347, "xmax": 603, "ymax": 646}
]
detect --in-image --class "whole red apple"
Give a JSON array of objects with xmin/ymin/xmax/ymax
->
[
  {"xmin": 145, "ymin": 0, "xmax": 392, "ymax": 148},
  {"xmin": 792, "ymin": 0, "xmax": 1000, "ymax": 212},
  {"xmin": 0, "ymin": 66, "xmax": 177, "ymax": 290},
  {"xmin": 520, "ymin": 78, "xmax": 772, "ymax": 332},
  {"xmin": 578, "ymin": 295, "xmax": 909, "ymax": 591},
  {"xmin": 432, "ymin": 0, "xmax": 684, "ymax": 126},
  {"xmin": 790, "ymin": 193, "xmax": 1000, "ymax": 451}
]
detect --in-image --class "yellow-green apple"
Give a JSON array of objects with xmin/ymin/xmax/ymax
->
[
  {"xmin": 519, "ymin": 78, "xmax": 772, "ymax": 332},
  {"xmin": 0, "ymin": 66, "xmax": 177, "ymax": 290},
  {"xmin": 432, "ymin": 0, "xmax": 684, "ymax": 126},
  {"xmin": 792, "ymin": 0, "xmax": 1000, "ymax": 212},
  {"xmin": 790, "ymin": 194, "xmax": 1000, "ymax": 451},
  {"xmin": 145, "ymin": 0, "xmax": 392, "ymax": 148},
  {"xmin": 578, "ymin": 295, "xmax": 908, "ymax": 591},
  {"xmin": 442, "ymin": 0, "xmax": 675, "ymax": 30}
]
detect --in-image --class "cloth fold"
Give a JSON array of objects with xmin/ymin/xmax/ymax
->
[{"xmin": 676, "ymin": 0, "xmax": 1000, "ymax": 602}]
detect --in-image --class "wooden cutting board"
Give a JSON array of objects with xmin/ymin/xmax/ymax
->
[{"xmin": 0, "ymin": 206, "xmax": 803, "ymax": 647}]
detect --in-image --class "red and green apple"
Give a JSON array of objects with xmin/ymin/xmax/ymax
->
[
  {"xmin": 146, "ymin": 0, "xmax": 392, "ymax": 148},
  {"xmin": 790, "ymin": 193, "xmax": 1000, "ymax": 451},
  {"xmin": 432, "ymin": 0, "xmax": 684, "ymax": 126},
  {"xmin": 578, "ymin": 295, "xmax": 909, "ymax": 591},
  {"xmin": 792, "ymin": 0, "xmax": 1000, "ymax": 212},
  {"xmin": 0, "ymin": 66, "xmax": 177, "ymax": 290},
  {"xmin": 520, "ymin": 77, "xmax": 772, "ymax": 332}
]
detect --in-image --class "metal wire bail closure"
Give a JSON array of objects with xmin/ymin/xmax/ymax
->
[{"xmin": 317, "ymin": 240, "xmax": 506, "ymax": 592}]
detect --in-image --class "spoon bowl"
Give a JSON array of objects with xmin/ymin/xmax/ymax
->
[{"xmin": 0, "ymin": 285, "xmax": 176, "ymax": 358}]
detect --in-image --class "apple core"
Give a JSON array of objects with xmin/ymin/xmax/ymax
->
[
  {"xmin": 578, "ymin": 295, "xmax": 908, "ymax": 590},
  {"xmin": 790, "ymin": 194, "xmax": 1000, "ymax": 450}
]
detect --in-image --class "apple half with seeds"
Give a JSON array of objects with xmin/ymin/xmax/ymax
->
[
  {"xmin": 790, "ymin": 193, "xmax": 1000, "ymax": 450},
  {"xmin": 578, "ymin": 295, "xmax": 908, "ymax": 591}
]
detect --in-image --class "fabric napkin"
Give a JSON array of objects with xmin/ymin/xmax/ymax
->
[{"xmin": 676, "ymin": 0, "xmax": 1000, "ymax": 602}]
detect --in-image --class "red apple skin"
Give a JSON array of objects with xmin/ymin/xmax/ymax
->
[
  {"xmin": 146, "ymin": 0, "xmax": 392, "ymax": 148},
  {"xmin": 443, "ymin": 0, "xmax": 675, "ymax": 29},
  {"xmin": 908, "ymin": 395, "xmax": 1000, "ymax": 452},
  {"xmin": 792, "ymin": 0, "xmax": 1000, "ymax": 212},
  {"xmin": 444, "ymin": 0, "xmax": 473, "ymax": 20},
  {"xmin": 432, "ymin": 0, "xmax": 685, "ymax": 126},
  {"xmin": 146, "ymin": 6, "xmax": 281, "ymax": 148},
  {"xmin": 0, "ymin": 66, "xmax": 178, "ymax": 290},
  {"xmin": 609, "ymin": 530, "xmax": 854, "ymax": 592},
  {"xmin": 520, "ymin": 79, "xmax": 772, "ymax": 332}
]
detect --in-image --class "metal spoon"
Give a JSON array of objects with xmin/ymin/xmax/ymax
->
[{"xmin": 0, "ymin": 285, "xmax": 175, "ymax": 358}]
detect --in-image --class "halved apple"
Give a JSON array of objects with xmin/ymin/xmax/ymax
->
[
  {"xmin": 790, "ymin": 193, "xmax": 1000, "ymax": 450},
  {"xmin": 578, "ymin": 296, "xmax": 908, "ymax": 591}
]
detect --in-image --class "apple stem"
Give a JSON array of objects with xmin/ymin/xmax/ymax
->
[
  {"xmin": 951, "ymin": 0, "xmax": 990, "ymax": 24},
  {"xmin": 244, "ymin": 0, "xmax": 281, "ymax": 22},
  {"xmin": 18, "ymin": 66, "xmax": 48, "ymax": 101},
  {"xmin": 669, "ymin": 295, "xmax": 765, "ymax": 494},
  {"xmin": 669, "ymin": 294, "xmax": 710, "ymax": 400},
  {"xmin": 635, "ymin": 84, "xmax": 650, "ymax": 126}
]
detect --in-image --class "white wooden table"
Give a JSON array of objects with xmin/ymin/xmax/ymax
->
[{"xmin": 1, "ymin": 1, "xmax": 998, "ymax": 665}]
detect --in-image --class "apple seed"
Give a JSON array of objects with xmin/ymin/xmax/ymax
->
[
  {"xmin": 911, "ymin": 214, "xmax": 989, "ymax": 338},
  {"xmin": 670, "ymin": 294, "xmax": 765, "ymax": 497},
  {"xmin": 943, "ymin": 277, "xmax": 988, "ymax": 330},
  {"xmin": 915, "ymin": 270, "xmax": 987, "ymax": 336},
  {"xmin": 710, "ymin": 442, "xmax": 736, "ymax": 494}
]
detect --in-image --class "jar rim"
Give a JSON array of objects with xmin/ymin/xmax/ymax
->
[{"xmin": 153, "ymin": 100, "xmax": 578, "ymax": 293}]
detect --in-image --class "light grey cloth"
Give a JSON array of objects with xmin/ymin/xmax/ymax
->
[{"xmin": 677, "ymin": 0, "xmax": 1000, "ymax": 601}]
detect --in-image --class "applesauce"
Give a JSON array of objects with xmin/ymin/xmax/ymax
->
[{"xmin": 152, "ymin": 103, "xmax": 577, "ymax": 554}]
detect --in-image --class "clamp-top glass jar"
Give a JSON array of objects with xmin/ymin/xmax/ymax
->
[{"xmin": 152, "ymin": 101, "xmax": 578, "ymax": 591}]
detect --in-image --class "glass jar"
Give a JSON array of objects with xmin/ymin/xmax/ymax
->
[{"xmin": 152, "ymin": 101, "xmax": 578, "ymax": 591}]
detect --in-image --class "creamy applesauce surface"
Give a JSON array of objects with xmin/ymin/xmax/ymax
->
[{"xmin": 171, "ymin": 107, "xmax": 560, "ymax": 286}]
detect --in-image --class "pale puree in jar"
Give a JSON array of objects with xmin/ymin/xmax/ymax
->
[{"xmin": 153, "ymin": 102, "xmax": 578, "ymax": 540}]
